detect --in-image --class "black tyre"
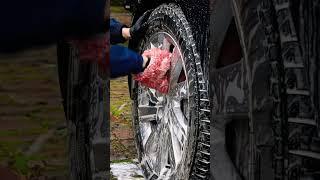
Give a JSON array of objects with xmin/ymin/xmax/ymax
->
[
  {"xmin": 57, "ymin": 41, "xmax": 109, "ymax": 180},
  {"xmin": 210, "ymin": 0, "xmax": 320, "ymax": 179},
  {"xmin": 131, "ymin": 4, "xmax": 210, "ymax": 180},
  {"xmin": 268, "ymin": 1, "xmax": 320, "ymax": 179}
]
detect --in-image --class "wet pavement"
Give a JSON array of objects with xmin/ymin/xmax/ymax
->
[{"xmin": 110, "ymin": 160, "xmax": 144, "ymax": 180}]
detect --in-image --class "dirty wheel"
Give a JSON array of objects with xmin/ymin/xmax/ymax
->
[
  {"xmin": 210, "ymin": 0, "xmax": 320, "ymax": 179},
  {"xmin": 131, "ymin": 4, "xmax": 210, "ymax": 180},
  {"xmin": 57, "ymin": 41, "xmax": 109, "ymax": 180}
]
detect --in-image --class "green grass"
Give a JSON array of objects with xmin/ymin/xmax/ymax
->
[
  {"xmin": 0, "ymin": 128, "xmax": 48, "ymax": 137},
  {"xmin": 111, "ymin": 6, "xmax": 128, "ymax": 14},
  {"xmin": 7, "ymin": 152, "xmax": 48, "ymax": 175},
  {"xmin": 111, "ymin": 105, "xmax": 123, "ymax": 117},
  {"xmin": 0, "ymin": 140, "xmax": 33, "ymax": 174},
  {"xmin": 0, "ymin": 140, "xmax": 29, "ymax": 157},
  {"xmin": 0, "ymin": 128, "xmax": 67, "ymax": 176},
  {"xmin": 111, "ymin": 158, "xmax": 134, "ymax": 164},
  {"xmin": 110, "ymin": 77, "xmax": 132, "ymax": 121}
]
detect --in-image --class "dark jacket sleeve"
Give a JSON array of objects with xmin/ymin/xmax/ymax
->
[
  {"xmin": 0, "ymin": 0, "xmax": 106, "ymax": 52},
  {"xmin": 110, "ymin": 18, "xmax": 127, "ymax": 44},
  {"xmin": 110, "ymin": 45, "xmax": 143, "ymax": 78}
]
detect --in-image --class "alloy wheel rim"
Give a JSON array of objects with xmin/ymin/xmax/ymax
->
[{"xmin": 137, "ymin": 31, "xmax": 190, "ymax": 178}]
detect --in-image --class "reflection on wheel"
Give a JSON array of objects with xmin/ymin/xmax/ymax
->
[{"xmin": 131, "ymin": 4, "xmax": 210, "ymax": 179}]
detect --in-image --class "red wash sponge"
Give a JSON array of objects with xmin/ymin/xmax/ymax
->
[{"xmin": 134, "ymin": 48, "xmax": 172, "ymax": 94}]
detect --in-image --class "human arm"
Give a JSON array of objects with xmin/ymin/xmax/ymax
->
[
  {"xmin": 110, "ymin": 18, "xmax": 128, "ymax": 44},
  {"xmin": 110, "ymin": 10, "xmax": 152, "ymax": 45},
  {"xmin": 110, "ymin": 45, "xmax": 149, "ymax": 78}
]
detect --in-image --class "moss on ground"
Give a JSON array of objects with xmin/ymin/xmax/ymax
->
[
  {"xmin": 110, "ymin": 77, "xmax": 132, "ymax": 121},
  {"xmin": 0, "ymin": 46, "xmax": 67, "ymax": 177}
]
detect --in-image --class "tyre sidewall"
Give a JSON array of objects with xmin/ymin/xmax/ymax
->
[{"xmin": 132, "ymin": 4, "xmax": 201, "ymax": 179}]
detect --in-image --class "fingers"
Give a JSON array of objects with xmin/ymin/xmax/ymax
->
[{"xmin": 121, "ymin": 27, "xmax": 131, "ymax": 40}]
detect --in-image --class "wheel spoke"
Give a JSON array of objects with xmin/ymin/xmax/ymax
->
[
  {"xmin": 147, "ymin": 88, "xmax": 160, "ymax": 104},
  {"xmin": 168, "ymin": 122, "xmax": 182, "ymax": 167},
  {"xmin": 140, "ymin": 122, "xmax": 153, "ymax": 146},
  {"xmin": 170, "ymin": 47, "xmax": 184, "ymax": 88},
  {"xmin": 138, "ymin": 104, "xmax": 165, "ymax": 123},
  {"xmin": 167, "ymin": 135, "xmax": 176, "ymax": 168},
  {"xmin": 138, "ymin": 87, "xmax": 151, "ymax": 105},
  {"xmin": 144, "ymin": 123, "xmax": 171, "ymax": 174},
  {"xmin": 139, "ymin": 114, "xmax": 157, "ymax": 122},
  {"xmin": 139, "ymin": 105, "xmax": 158, "ymax": 115},
  {"xmin": 155, "ymin": 124, "xmax": 171, "ymax": 173},
  {"xmin": 150, "ymin": 42, "xmax": 156, "ymax": 49},
  {"xmin": 171, "ymin": 106, "xmax": 188, "ymax": 136},
  {"xmin": 170, "ymin": 81, "xmax": 188, "ymax": 100},
  {"xmin": 157, "ymin": 33, "xmax": 165, "ymax": 49},
  {"xmin": 161, "ymin": 36, "xmax": 172, "ymax": 51},
  {"xmin": 144, "ymin": 126, "xmax": 159, "ymax": 156},
  {"xmin": 168, "ymin": 108, "xmax": 188, "ymax": 166}
]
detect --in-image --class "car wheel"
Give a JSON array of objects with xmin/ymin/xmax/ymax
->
[
  {"xmin": 57, "ymin": 41, "xmax": 109, "ymax": 180},
  {"xmin": 269, "ymin": 0, "xmax": 320, "ymax": 179},
  {"xmin": 210, "ymin": 0, "xmax": 320, "ymax": 179},
  {"xmin": 131, "ymin": 3, "xmax": 210, "ymax": 180}
]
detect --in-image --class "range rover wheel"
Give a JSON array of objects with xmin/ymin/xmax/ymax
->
[{"xmin": 131, "ymin": 4, "xmax": 210, "ymax": 180}]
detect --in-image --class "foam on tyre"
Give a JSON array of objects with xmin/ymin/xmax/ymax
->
[{"xmin": 131, "ymin": 3, "xmax": 210, "ymax": 180}]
